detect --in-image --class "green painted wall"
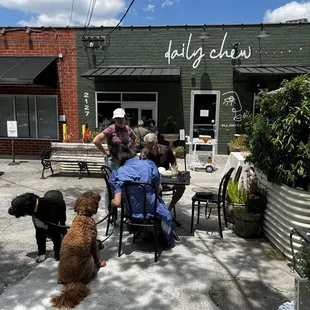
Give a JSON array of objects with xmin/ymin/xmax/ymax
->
[{"xmin": 76, "ymin": 23, "xmax": 310, "ymax": 154}]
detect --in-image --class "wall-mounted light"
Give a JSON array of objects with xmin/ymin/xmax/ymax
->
[
  {"xmin": 198, "ymin": 31, "xmax": 210, "ymax": 40},
  {"xmin": 232, "ymin": 42, "xmax": 241, "ymax": 50},
  {"xmin": 26, "ymin": 28, "xmax": 31, "ymax": 34},
  {"xmin": 257, "ymin": 24, "xmax": 270, "ymax": 38},
  {"xmin": 1, "ymin": 28, "xmax": 6, "ymax": 35}
]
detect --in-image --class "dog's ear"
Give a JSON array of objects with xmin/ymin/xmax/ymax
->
[
  {"xmin": 94, "ymin": 192, "xmax": 101, "ymax": 202},
  {"xmin": 74, "ymin": 191, "xmax": 100, "ymax": 216},
  {"xmin": 9, "ymin": 193, "xmax": 37, "ymax": 217}
]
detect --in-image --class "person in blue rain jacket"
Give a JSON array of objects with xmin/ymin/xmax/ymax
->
[{"xmin": 108, "ymin": 143, "xmax": 174, "ymax": 246}]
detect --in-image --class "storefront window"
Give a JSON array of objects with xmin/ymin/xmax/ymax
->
[{"xmin": 0, "ymin": 95, "xmax": 58, "ymax": 139}]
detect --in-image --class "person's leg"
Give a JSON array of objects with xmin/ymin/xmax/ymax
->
[{"xmin": 168, "ymin": 185, "xmax": 186, "ymax": 211}]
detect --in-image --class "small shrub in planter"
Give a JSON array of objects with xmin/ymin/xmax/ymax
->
[
  {"xmin": 226, "ymin": 179, "xmax": 247, "ymax": 223},
  {"xmin": 173, "ymin": 146, "xmax": 185, "ymax": 158},
  {"xmin": 232, "ymin": 169, "xmax": 268, "ymax": 238},
  {"xmin": 229, "ymin": 135, "xmax": 249, "ymax": 152}
]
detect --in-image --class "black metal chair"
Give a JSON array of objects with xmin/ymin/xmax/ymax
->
[
  {"xmin": 161, "ymin": 141, "xmax": 187, "ymax": 219},
  {"xmin": 190, "ymin": 167, "xmax": 234, "ymax": 238},
  {"xmin": 118, "ymin": 181, "xmax": 160, "ymax": 262},
  {"xmin": 100, "ymin": 165, "xmax": 116, "ymax": 236}
]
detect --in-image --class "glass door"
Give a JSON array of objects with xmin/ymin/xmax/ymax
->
[
  {"xmin": 190, "ymin": 90, "xmax": 220, "ymax": 153},
  {"xmin": 123, "ymin": 103, "xmax": 156, "ymax": 128}
]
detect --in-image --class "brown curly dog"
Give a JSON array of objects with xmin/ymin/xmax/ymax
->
[{"xmin": 51, "ymin": 190, "xmax": 106, "ymax": 309}]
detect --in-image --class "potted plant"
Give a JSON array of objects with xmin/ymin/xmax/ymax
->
[
  {"xmin": 226, "ymin": 179, "xmax": 247, "ymax": 224},
  {"xmin": 233, "ymin": 169, "xmax": 268, "ymax": 238},
  {"xmin": 228, "ymin": 135, "xmax": 249, "ymax": 153},
  {"xmin": 173, "ymin": 146, "xmax": 185, "ymax": 158},
  {"xmin": 162, "ymin": 115, "xmax": 179, "ymax": 147}
]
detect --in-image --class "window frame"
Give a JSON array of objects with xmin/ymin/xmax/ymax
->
[{"xmin": 0, "ymin": 94, "xmax": 59, "ymax": 140}]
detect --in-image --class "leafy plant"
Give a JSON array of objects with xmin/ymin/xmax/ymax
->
[
  {"xmin": 163, "ymin": 115, "xmax": 178, "ymax": 134},
  {"xmin": 246, "ymin": 74, "xmax": 310, "ymax": 191},
  {"xmin": 245, "ymin": 169, "xmax": 268, "ymax": 214},
  {"xmin": 296, "ymin": 241, "xmax": 310, "ymax": 280},
  {"xmin": 227, "ymin": 168, "xmax": 268, "ymax": 214},
  {"xmin": 63, "ymin": 132, "xmax": 74, "ymax": 143},
  {"xmin": 226, "ymin": 180, "xmax": 247, "ymax": 204},
  {"xmin": 173, "ymin": 146, "xmax": 184, "ymax": 153},
  {"xmin": 229, "ymin": 135, "xmax": 249, "ymax": 152}
]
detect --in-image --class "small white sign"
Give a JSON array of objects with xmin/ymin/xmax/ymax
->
[
  {"xmin": 179, "ymin": 129, "xmax": 185, "ymax": 141},
  {"xmin": 7, "ymin": 121, "xmax": 18, "ymax": 137},
  {"xmin": 200, "ymin": 110, "xmax": 209, "ymax": 117}
]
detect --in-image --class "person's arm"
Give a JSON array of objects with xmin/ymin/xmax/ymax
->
[
  {"xmin": 93, "ymin": 132, "xmax": 110, "ymax": 156},
  {"xmin": 157, "ymin": 184, "xmax": 162, "ymax": 194},
  {"xmin": 128, "ymin": 128, "xmax": 137, "ymax": 149},
  {"xmin": 112, "ymin": 192, "xmax": 122, "ymax": 208},
  {"xmin": 160, "ymin": 147, "xmax": 176, "ymax": 168}
]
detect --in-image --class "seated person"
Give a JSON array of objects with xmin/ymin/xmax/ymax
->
[
  {"xmin": 141, "ymin": 133, "xmax": 185, "ymax": 212},
  {"xmin": 108, "ymin": 143, "xmax": 174, "ymax": 246}
]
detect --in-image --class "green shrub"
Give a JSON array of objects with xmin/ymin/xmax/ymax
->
[
  {"xmin": 246, "ymin": 74, "xmax": 310, "ymax": 190},
  {"xmin": 226, "ymin": 180, "xmax": 247, "ymax": 204}
]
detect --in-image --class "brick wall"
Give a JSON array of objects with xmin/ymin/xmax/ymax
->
[{"xmin": 0, "ymin": 28, "xmax": 78, "ymax": 156}]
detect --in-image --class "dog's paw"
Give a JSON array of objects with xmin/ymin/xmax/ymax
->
[
  {"xmin": 97, "ymin": 260, "xmax": 106, "ymax": 268},
  {"xmin": 35, "ymin": 255, "xmax": 46, "ymax": 263}
]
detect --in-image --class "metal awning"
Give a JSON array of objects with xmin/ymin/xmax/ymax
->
[
  {"xmin": 0, "ymin": 56, "xmax": 57, "ymax": 86},
  {"xmin": 234, "ymin": 65, "xmax": 310, "ymax": 75},
  {"xmin": 81, "ymin": 66, "xmax": 181, "ymax": 79}
]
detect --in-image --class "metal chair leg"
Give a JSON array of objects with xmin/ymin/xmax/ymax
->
[
  {"xmin": 217, "ymin": 203, "xmax": 223, "ymax": 238},
  {"xmin": 197, "ymin": 201, "xmax": 201, "ymax": 224},
  {"xmin": 154, "ymin": 222, "xmax": 158, "ymax": 262},
  {"xmin": 190, "ymin": 201, "xmax": 195, "ymax": 233},
  {"xmin": 118, "ymin": 214, "xmax": 124, "ymax": 257},
  {"xmin": 222, "ymin": 202, "xmax": 228, "ymax": 228}
]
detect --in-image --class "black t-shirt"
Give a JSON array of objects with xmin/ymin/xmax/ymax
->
[{"xmin": 142, "ymin": 144, "xmax": 176, "ymax": 170}]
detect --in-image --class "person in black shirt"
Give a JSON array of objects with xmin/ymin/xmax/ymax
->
[{"xmin": 141, "ymin": 133, "xmax": 185, "ymax": 211}]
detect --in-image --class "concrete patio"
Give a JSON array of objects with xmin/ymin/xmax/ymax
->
[{"xmin": 0, "ymin": 157, "xmax": 296, "ymax": 309}]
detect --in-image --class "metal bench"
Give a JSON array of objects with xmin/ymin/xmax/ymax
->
[{"xmin": 40, "ymin": 142, "xmax": 106, "ymax": 179}]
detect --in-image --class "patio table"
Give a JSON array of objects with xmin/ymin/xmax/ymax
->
[{"xmin": 160, "ymin": 171, "xmax": 191, "ymax": 228}]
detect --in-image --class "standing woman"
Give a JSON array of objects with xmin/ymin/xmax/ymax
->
[{"xmin": 93, "ymin": 108, "xmax": 137, "ymax": 169}]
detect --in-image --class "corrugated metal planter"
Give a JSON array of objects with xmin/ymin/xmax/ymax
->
[
  {"xmin": 260, "ymin": 174, "xmax": 310, "ymax": 260},
  {"xmin": 295, "ymin": 278, "xmax": 310, "ymax": 310}
]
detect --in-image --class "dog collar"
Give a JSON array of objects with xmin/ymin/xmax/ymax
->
[{"xmin": 34, "ymin": 199, "xmax": 39, "ymax": 213}]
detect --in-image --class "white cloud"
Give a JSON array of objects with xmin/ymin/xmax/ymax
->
[
  {"xmin": 161, "ymin": 0, "xmax": 174, "ymax": 8},
  {"xmin": 0, "ymin": 0, "xmax": 127, "ymax": 26},
  {"xmin": 264, "ymin": 1, "xmax": 310, "ymax": 23},
  {"xmin": 144, "ymin": 4, "xmax": 155, "ymax": 12}
]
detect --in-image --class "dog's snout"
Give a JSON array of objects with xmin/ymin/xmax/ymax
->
[{"xmin": 8, "ymin": 207, "xmax": 14, "ymax": 216}]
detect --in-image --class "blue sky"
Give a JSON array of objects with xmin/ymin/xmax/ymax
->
[{"xmin": 0, "ymin": 0, "xmax": 309, "ymax": 27}]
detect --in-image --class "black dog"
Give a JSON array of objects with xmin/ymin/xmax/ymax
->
[{"xmin": 8, "ymin": 190, "xmax": 67, "ymax": 263}]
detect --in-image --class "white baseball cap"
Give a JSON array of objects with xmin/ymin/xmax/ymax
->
[{"xmin": 112, "ymin": 108, "xmax": 126, "ymax": 119}]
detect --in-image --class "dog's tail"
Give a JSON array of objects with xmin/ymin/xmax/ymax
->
[{"xmin": 50, "ymin": 282, "xmax": 90, "ymax": 309}]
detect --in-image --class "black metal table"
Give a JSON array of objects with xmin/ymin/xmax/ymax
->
[
  {"xmin": 289, "ymin": 227, "xmax": 310, "ymax": 276},
  {"xmin": 160, "ymin": 171, "xmax": 191, "ymax": 186},
  {"xmin": 160, "ymin": 171, "xmax": 191, "ymax": 227}
]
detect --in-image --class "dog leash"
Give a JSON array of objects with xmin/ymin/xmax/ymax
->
[{"xmin": 43, "ymin": 208, "xmax": 117, "ymax": 229}]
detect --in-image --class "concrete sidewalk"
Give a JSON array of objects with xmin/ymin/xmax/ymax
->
[{"xmin": 0, "ymin": 158, "xmax": 295, "ymax": 309}]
